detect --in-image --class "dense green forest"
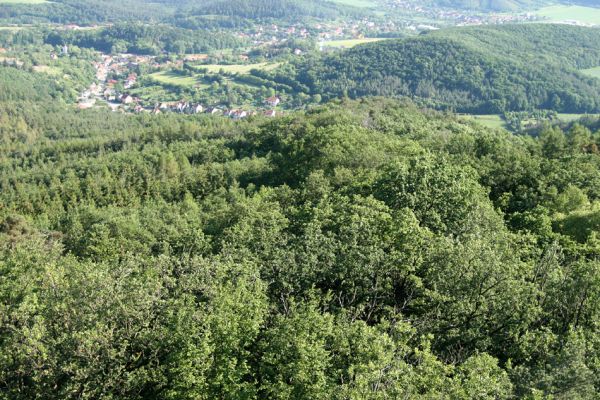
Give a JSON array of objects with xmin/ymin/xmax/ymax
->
[
  {"xmin": 3, "ymin": 55, "xmax": 600, "ymax": 397},
  {"xmin": 0, "ymin": 0, "xmax": 364, "ymax": 25},
  {"xmin": 270, "ymin": 24, "xmax": 600, "ymax": 113},
  {"xmin": 182, "ymin": 0, "xmax": 365, "ymax": 20},
  {"xmin": 3, "ymin": 2, "xmax": 600, "ymax": 398},
  {"xmin": 0, "ymin": 0, "xmax": 169, "ymax": 25},
  {"xmin": 44, "ymin": 23, "xmax": 247, "ymax": 55}
]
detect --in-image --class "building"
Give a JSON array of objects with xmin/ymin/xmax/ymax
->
[
  {"xmin": 265, "ymin": 96, "xmax": 281, "ymax": 107},
  {"xmin": 120, "ymin": 94, "xmax": 134, "ymax": 104},
  {"xmin": 205, "ymin": 107, "xmax": 222, "ymax": 115}
]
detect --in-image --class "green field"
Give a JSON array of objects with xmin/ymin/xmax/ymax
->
[
  {"xmin": 199, "ymin": 63, "xmax": 280, "ymax": 74},
  {"xmin": 149, "ymin": 64, "xmax": 280, "ymax": 88},
  {"xmin": 580, "ymin": 66, "xmax": 600, "ymax": 79},
  {"xmin": 467, "ymin": 114, "xmax": 506, "ymax": 129},
  {"xmin": 321, "ymin": 38, "xmax": 389, "ymax": 49},
  {"xmin": 149, "ymin": 71, "xmax": 201, "ymax": 87},
  {"xmin": 557, "ymin": 113, "xmax": 600, "ymax": 122},
  {"xmin": 329, "ymin": 0, "xmax": 378, "ymax": 8},
  {"xmin": 465, "ymin": 113, "xmax": 599, "ymax": 131},
  {"xmin": 535, "ymin": 5, "xmax": 600, "ymax": 25}
]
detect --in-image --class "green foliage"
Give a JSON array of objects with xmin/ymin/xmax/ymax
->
[
  {"xmin": 274, "ymin": 24, "xmax": 600, "ymax": 113},
  {"xmin": 2, "ymin": 95, "xmax": 600, "ymax": 398}
]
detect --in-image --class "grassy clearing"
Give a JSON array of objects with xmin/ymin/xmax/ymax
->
[
  {"xmin": 33, "ymin": 65, "xmax": 61, "ymax": 75},
  {"xmin": 321, "ymin": 38, "xmax": 389, "ymax": 48},
  {"xmin": 329, "ymin": 0, "xmax": 378, "ymax": 8},
  {"xmin": 465, "ymin": 113, "xmax": 599, "ymax": 130},
  {"xmin": 580, "ymin": 67, "xmax": 600, "ymax": 79},
  {"xmin": 198, "ymin": 63, "xmax": 280, "ymax": 74},
  {"xmin": 464, "ymin": 114, "xmax": 506, "ymax": 129},
  {"xmin": 535, "ymin": 5, "xmax": 600, "ymax": 25},
  {"xmin": 557, "ymin": 113, "xmax": 600, "ymax": 122},
  {"xmin": 149, "ymin": 71, "xmax": 201, "ymax": 87}
]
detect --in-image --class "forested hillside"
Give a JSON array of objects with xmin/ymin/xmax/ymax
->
[
  {"xmin": 45, "ymin": 23, "xmax": 247, "ymax": 55},
  {"xmin": 0, "ymin": 0, "xmax": 365, "ymax": 25},
  {"xmin": 182, "ymin": 0, "xmax": 365, "ymax": 20},
  {"xmin": 276, "ymin": 24, "xmax": 600, "ymax": 113},
  {"xmin": 0, "ymin": 0, "xmax": 169, "ymax": 25},
  {"xmin": 2, "ymin": 90, "xmax": 600, "ymax": 397}
]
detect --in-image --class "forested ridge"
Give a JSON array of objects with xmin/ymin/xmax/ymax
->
[
  {"xmin": 0, "ymin": 0, "xmax": 365, "ymax": 25},
  {"xmin": 273, "ymin": 24, "xmax": 600, "ymax": 114},
  {"xmin": 2, "ymin": 90, "xmax": 600, "ymax": 398}
]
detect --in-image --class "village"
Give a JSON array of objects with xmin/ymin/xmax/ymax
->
[
  {"xmin": 77, "ymin": 52, "xmax": 284, "ymax": 119},
  {"xmin": 67, "ymin": 3, "xmax": 543, "ymax": 118},
  {"xmin": 386, "ymin": 0, "xmax": 541, "ymax": 27}
]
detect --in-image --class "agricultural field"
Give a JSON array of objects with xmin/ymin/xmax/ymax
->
[
  {"xmin": 463, "ymin": 113, "xmax": 600, "ymax": 131},
  {"xmin": 198, "ymin": 63, "xmax": 280, "ymax": 74},
  {"xmin": 557, "ymin": 113, "xmax": 600, "ymax": 122},
  {"xmin": 535, "ymin": 5, "xmax": 600, "ymax": 25},
  {"xmin": 464, "ymin": 114, "xmax": 506, "ymax": 129},
  {"xmin": 329, "ymin": 0, "xmax": 379, "ymax": 8},
  {"xmin": 321, "ymin": 38, "xmax": 389, "ymax": 49},
  {"xmin": 32, "ymin": 65, "xmax": 61, "ymax": 75},
  {"xmin": 580, "ymin": 66, "xmax": 600, "ymax": 79},
  {"xmin": 148, "ymin": 71, "xmax": 202, "ymax": 87}
]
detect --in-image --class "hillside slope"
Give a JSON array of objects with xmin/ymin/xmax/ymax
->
[
  {"xmin": 279, "ymin": 24, "xmax": 600, "ymax": 113},
  {"xmin": 0, "ymin": 0, "xmax": 365, "ymax": 25}
]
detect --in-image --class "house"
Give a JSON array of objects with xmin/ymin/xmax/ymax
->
[
  {"xmin": 175, "ymin": 101, "xmax": 188, "ymax": 113},
  {"xmin": 124, "ymin": 73, "xmax": 137, "ymax": 89},
  {"xmin": 50, "ymin": 52, "xmax": 58, "ymax": 60},
  {"xmin": 103, "ymin": 88, "xmax": 115, "ymax": 99},
  {"xmin": 205, "ymin": 107, "xmax": 222, "ymax": 115},
  {"xmin": 294, "ymin": 49, "xmax": 303, "ymax": 56},
  {"xmin": 134, "ymin": 105, "xmax": 144, "ymax": 113},
  {"xmin": 230, "ymin": 110, "xmax": 248, "ymax": 120},
  {"xmin": 151, "ymin": 107, "xmax": 162, "ymax": 115},
  {"xmin": 192, "ymin": 104, "xmax": 204, "ymax": 114},
  {"xmin": 265, "ymin": 96, "xmax": 281, "ymax": 107},
  {"xmin": 120, "ymin": 94, "xmax": 134, "ymax": 104},
  {"xmin": 264, "ymin": 110, "xmax": 277, "ymax": 118},
  {"xmin": 77, "ymin": 99, "xmax": 95, "ymax": 110},
  {"xmin": 61, "ymin": 45, "xmax": 69, "ymax": 56}
]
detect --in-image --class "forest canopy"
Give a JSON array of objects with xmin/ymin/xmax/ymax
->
[
  {"xmin": 269, "ymin": 24, "xmax": 600, "ymax": 113},
  {"xmin": 1, "ymin": 93, "xmax": 600, "ymax": 398}
]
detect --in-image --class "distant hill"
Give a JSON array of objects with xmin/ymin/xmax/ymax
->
[
  {"xmin": 277, "ymin": 24, "xmax": 600, "ymax": 113},
  {"xmin": 427, "ymin": 0, "xmax": 600, "ymax": 11},
  {"xmin": 178, "ymin": 0, "xmax": 366, "ymax": 20},
  {"xmin": 0, "ymin": 0, "xmax": 366, "ymax": 25}
]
